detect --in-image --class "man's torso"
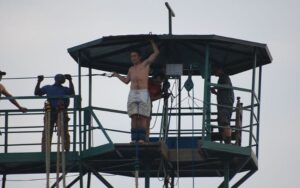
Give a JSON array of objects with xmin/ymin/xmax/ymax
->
[
  {"xmin": 217, "ymin": 74, "xmax": 234, "ymax": 105},
  {"xmin": 129, "ymin": 63, "xmax": 150, "ymax": 90},
  {"xmin": 41, "ymin": 84, "xmax": 71, "ymax": 109}
]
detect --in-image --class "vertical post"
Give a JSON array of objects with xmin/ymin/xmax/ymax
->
[
  {"xmin": 2, "ymin": 174, "xmax": 6, "ymax": 188},
  {"xmin": 73, "ymin": 96, "xmax": 78, "ymax": 152},
  {"xmin": 4, "ymin": 112, "xmax": 8, "ymax": 153},
  {"xmin": 77, "ymin": 53, "xmax": 84, "ymax": 188},
  {"xmin": 77, "ymin": 54, "xmax": 82, "ymax": 153},
  {"xmin": 87, "ymin": 172, "xmax": 91, "ymax": 188},
  {"xmin": 249, "ymin": 48, "xmax": 257, "ymax": 146},
  {"xmin": 223, "ymin": 160, "xmax": 230, "ymax": 188},
  {"xmin": 178, "ymin": 77, "xmax": 181, "ymax": 137},
  {"xmin": 144, "ymin": 161, "xmax": 150, "ymax": 188},
  {"xmin": 202, "ymin": 45, "xmax": 211, "ymax": 140},
  {"xmin": 2, "ymin": 112, "xmax": 8, "ymax": 188},
  {"xmin": 88, "ymin": 68, "xmax": 92, "ymax": 149},
  {"xmin": 256, "ymin": 66, "xmax": 262, "ymax": 156},
  {"xmin": 165, "ymin": 2, "xmax": 175, "ymax": 35}
]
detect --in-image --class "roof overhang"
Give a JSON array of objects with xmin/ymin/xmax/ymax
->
[{"xmin": 68, "ymin": 34, "xmax": 272, "ymax": 76}]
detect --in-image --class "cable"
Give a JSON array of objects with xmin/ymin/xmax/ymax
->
[
  {"xmin": 150, "ymin": 98, "xmax": 161, "ymax": 130},
  {"xmin": 0, "ymin": 174, "xmax": 79, "ymax": 182},
  {"xmin": 191, "ymin": 88, "xmax": 195, "ymax": 188},
  {"xmin": 2, "ymin": 73, "xmax": 113, "ymax": 80}
]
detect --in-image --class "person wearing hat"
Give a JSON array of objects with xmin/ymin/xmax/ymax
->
[
  {"xmin": 34, "ymin": 73, "xmax": 75, "ymax": 152},
  {"xmin": 0, "ymin": 70, "xmax": 27, "ymax": 112}
]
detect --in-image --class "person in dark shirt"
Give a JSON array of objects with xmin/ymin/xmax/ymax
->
[
  {"xmin": 211, "ymin": 65, "xmax": 234, "ymax": 144},
  {"xmin": 35, "ymin": 74, "xmax": 75, "ymax": 152}
]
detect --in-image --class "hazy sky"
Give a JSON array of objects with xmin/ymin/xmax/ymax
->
[{"xmin": 0, "ymin": 0, "xmax": 299, "ymax": 187}]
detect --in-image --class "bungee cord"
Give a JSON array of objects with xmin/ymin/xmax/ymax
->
[{"xmin": 45, "ymin": 101, "xmax": 51, "ymax": 188}]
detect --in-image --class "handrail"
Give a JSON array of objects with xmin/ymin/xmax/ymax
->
[{"xmin": 0, "ymin": 81, "xmax": 259, "ymax": 154}]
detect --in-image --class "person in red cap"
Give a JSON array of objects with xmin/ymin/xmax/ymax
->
[{"xmin": 0, "ymin": 70, "xmax": 27, "ymax": 112}]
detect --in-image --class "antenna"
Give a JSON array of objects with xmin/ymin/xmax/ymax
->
[{"xmin": 165, "ymin": 2, "xmax": 175, "ymax": 35}]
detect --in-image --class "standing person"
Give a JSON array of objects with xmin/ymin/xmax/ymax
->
[
  {"xmin": 35, "ymin": 74, "xmax": 75, "ymax": 152},
  {"xmin": 211, "ymin": 65, "xmax": 234, "ymax": 144},
  {"xmin": 112, "ymin": 39, "xmax": 159, "ymax": 144},
  {"xmin": 0, "ymin": 70, "xmax": 27, "ymax": 112},
  {"xmin": 146, "ymin": 72, "xmax": 166, "ymax": 142}
]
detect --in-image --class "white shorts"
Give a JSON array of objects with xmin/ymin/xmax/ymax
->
[{"xmin": 127, "ymin": 89, "xmax": 151, "ymax": 117}]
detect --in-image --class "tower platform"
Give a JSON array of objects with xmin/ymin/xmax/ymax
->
[{"xmin": 0, "ymin": 140, "xmax": 257, "ymax": 178}]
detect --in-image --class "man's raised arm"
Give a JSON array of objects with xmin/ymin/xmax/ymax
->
[{"xmin": 144, "ymin": 39, "xmax": 159, "ymax": 65}]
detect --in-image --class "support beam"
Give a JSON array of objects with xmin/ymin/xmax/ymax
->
[
  {"xmin": 232, "ymin": 170, "xmax": 256, "ymax": 188},
  {"xmin": 223, "ymin": 160, "xmax": 230, "ymax": 188},
  {"xmin": 2, "ymin": 174, "xmax": 6, "ymax": 188},
  {"xmin": 66, "ymin": 172, "xmax": 87, "ymax": 188},
  {"xmin": 145, "ymin": 162, "xmax": 150, "ymax": 188},
  {"xmin": 83, "ymin": 163, "xmax": 113, "ymax": 188}
]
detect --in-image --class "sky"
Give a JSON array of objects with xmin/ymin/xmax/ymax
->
[{"xmin": 0, "ymin": 0, "xmax": 299, "ymax": 187}]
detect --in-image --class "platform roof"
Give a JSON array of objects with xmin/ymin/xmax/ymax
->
[{"xmin": 68, "ymin": 34, "xmax": 272, "ymax": 76}]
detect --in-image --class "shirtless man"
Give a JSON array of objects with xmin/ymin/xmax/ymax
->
[
  {"xmin": 0, "ymin": 70, "xmax": 27, "ymax": 113},
  {"xmin": 113, "ymin": 39, "xmax": 159, "ymax": 143}
]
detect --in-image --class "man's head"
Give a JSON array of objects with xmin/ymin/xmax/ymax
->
[
  {"xmin": 54, "ymin": 74, "xmax": 66, "ymax": 84},
  {"xmin": 0, "ymin": 70, "xmax": 6, "ymax": 81},
  {"xmin": 153, "ymin": 71, "xmax": 165, "ymax": 83},
  {"xmin": 130, "ymin": 49, "xmax": 142, "ymax": 65},
  {"xmin": 0, "ymin": 70, "xmax": 6, "ymax": 76},
  {"xmin": 212, "ymin": 64, "xmax": 224, "ymax": 77}
]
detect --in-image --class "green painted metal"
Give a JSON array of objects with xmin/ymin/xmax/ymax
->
[
  {"xmin": 200, "ymin": 140, "xmax": 253, "ymax": 156},
  {"xmin": 88, "ymin": 68, "xmax": 92, "ymax": 149},
  {"xmin": 232, "ymin": 170, "xmax": 257, "ymax": 188},
  {"xmin": 223, "ymin": 160, "xmax": 230, "ymax": 188},
  {"xmin": 202, "ymin": 44, "xmax": 211, "ymax": 141},
  {"xmin": 256, "ymin": 66, "xmax": 262, "ymax": 157},
  {"xmin": 178, "ymin": 77, "xmax": 182, "ymax": 137},
  {"xmin": 0, "ymin": 152, "xmax": 79, "ymax": 163},
  {"xmin": 90, "ymin": 110, "xmax": 113, "ymax": 144},
  {"xmin": 249, "ymin": 49, "xmax": 257, "ymax": 147},
  {"xmin": 0, "ymin": 33, "xmax": 273, "ymax": 188},
  {"xmin": 80, "ymin": 143, "xmax": 115, "ymax": 159}
]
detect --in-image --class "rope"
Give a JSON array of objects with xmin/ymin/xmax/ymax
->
[
  {"xmin": 191, "ymin": 88, "xmax": 195, "ymax": 188},
  {"xmin": 175, "ymin": 80, "xmax": 180, "ymax": 188},
  {"xmin": 56, "ymin": 109, "xmax": 61, "ymax": 188},
  {"xmin": 45, "ymin": 101, "xmax": 51, "ymax": 188},
  {"xmin": 135, "ymin": 143, "xmax": 139, "ymax": 188},
  {"xmin": 60, "ymin": 109, "xmax": 66, "ymax": 188},
  {"xmin": 1, "ymin": 73, "xmax": 113, "ymax": 80},
  {"xmin": 134, "ymin": 102, "xmax": 140, "ymax": 188},
  {"xmin": 56, "ymin": 102, "xmax": 66, "ymax": 188},
  {"xmin": 150, "ymin": 98, "xmax": 161, "ymax": 130}
]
